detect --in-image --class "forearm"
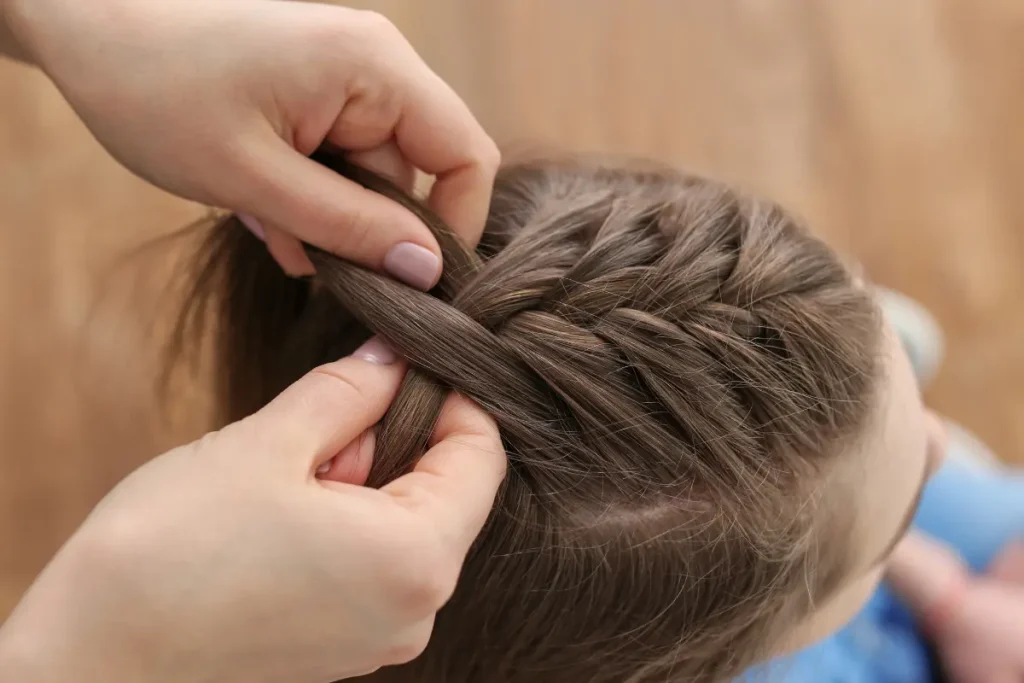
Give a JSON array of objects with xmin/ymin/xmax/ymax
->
[
  {"xmin": 0, "ymin": 631, "xmax": 124, "ymax": 683},
  {"xmin": 0, "ymin": 559, "xmax": 144, "ymax": 683}
]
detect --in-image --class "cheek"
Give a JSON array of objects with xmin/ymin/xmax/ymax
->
[
  {"xmin": 779, "ymin": 566, "xmax": 885, "ymax": 654},
  {"xmin": 924, "ymin": 411, "xmax": 948, "ymax": 478}
]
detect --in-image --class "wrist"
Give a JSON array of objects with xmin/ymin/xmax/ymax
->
[
  {"xmin": 0, "ymin": 619, "xmax": 89, "ymax": 683},
  {"xmin": 0, "ymin": 602, "xmax": 144, "ymax": 683},
  {"xmin": 0, "ymin": 548, "xmax": 154, "ymax": 683}
]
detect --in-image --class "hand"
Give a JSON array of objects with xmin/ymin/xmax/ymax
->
[
  {"xmin": 0, "ymin": 339, "xmax": 507, "ymax": 683},
  {"xmin": 3, "ymin": 0, "xmax": 499, "ymax": 284},
  {"xmin": 886, "ymin": 531, "xmax": 1024, "ymax": 683}
]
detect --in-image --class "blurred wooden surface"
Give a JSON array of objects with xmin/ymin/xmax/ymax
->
[{"xmin": 2, "ymin": 0, "xmax": 1023, "ymax": 616}]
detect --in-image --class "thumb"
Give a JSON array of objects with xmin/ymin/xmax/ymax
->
[
  {"xmin": 237, "ymin": 337, "xmax": 406, "ymax": 475},
  {"xmin": 381, "ymin": 394, "xmax": 506, "ymax": 559},
  {"xmin": 886, "ymin": 532, "xmax": 970, "ymax": 629},
  {"xmin": 231, "ymin": 135, "xmax": 442, "ymax": 290}
]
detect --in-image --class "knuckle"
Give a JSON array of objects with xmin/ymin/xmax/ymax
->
[
  {"xmin": 74, "ymin": 503, "xmax": 166, "ymax": 578},
  {"xmin": 389, "ymin": 537, "xmax": 460, "ymax": 616},
  {"xmin": 309, "ymin": 363, "xmax": 370, "ymax": 407},
  {"xmin": 190, "ymin": 429, "xmax": 223, "ymax": 454},
  {"xmin": 471, "ymin": 410, "xmax": 503, "ymax": 444},
  {"xmin": 264, "ymin": 413, "xmax": 314, "ymax": 456},
  {"xmin": 330, "ymin": 204, "xmax": 379, "ymax": 258},
  {"xmin": 478, "ymin": 139, "xmax": 502, "ymax": 173},
  {"xmin": 398, "ymin": 568, "xmax": 456, "ymax": 617},
  {"xmin": 187, "ymin": 429, "xmax": 248, "ymax": 471},
  {"xmin": 386, "ymin": 623, "xmax": 434, "ymax": 665},
  {"xmin": 211, "ymin": 137, "xmax": 275, "ymax": 210},
  {"xmin": 353, "ymin": 10, "xmax": 402, "ymax": 43}
]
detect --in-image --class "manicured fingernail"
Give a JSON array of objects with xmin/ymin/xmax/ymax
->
[
  {"xmin": 237, "ymin": 213, "xmax": 265, "ymax": 241},
  {"xmin": 383, "ymin": 242, "xmax": 440, "ymax": 290},
  {"xmin": 351, "ymin": 336, "xmax": 397, "ymax": 365}
]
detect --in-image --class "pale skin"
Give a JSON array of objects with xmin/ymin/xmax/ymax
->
[
  {"xmin": 785, "ymin": 322, "xmax": 949, "ymax": 648},
  {"xmin": 0, "ymin": 0, "xmax": 506, "ymax": 681},
  {"xmin": 1, "ymin": 0, "xmax": 501, "ymax": 283},
  {"xmin": 889, "ymin": 535, "xmax": 1024, "ymax": 683},
  {"xmin": 785, "ymin": 320, "xmax": 1024, "ymax": 683},
  {"xmin": 1, "ymin": 344, "xmax": 507, "ymax": 683},
  {"xmin": 0, "ymin": 1, "xmax": 1018, "ymax": 681}
]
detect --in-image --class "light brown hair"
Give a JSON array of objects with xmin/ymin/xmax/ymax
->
[{"xmin": 172, "ymin": 148, "xmax": 882, "ymax": 682}]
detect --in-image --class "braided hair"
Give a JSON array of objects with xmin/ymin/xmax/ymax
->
[{"xmin": 173, "ymin": 149, "xmax": 882, "ymax": 683}]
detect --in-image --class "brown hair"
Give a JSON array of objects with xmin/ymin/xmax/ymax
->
[{"xmin": 172, "ymin": 148, "xmax": 882, "ymax": 682}]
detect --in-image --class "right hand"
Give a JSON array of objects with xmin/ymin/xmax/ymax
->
[
  {"xmin": 887, "ymin": 532, "xmax": 1024, "ymax": 683},
  {"xmin": 5, "ymin": 0, "xmax": 500, "ymax": 282},
  {"xmin": 0, "ymin": 339, "xmax": 507, "ymax": 683}
]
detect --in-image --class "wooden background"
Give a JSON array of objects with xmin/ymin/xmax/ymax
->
[{"xmin": 2, "ymin": 0, "xmax": 1023, "ymax": 617}]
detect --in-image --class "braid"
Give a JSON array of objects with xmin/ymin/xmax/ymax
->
[
  {"xmin": 307, "ymin": 151, "xmax": 877, "ymax": 495},
  {"xmin": 173, "ymin": 150, "xmax": 882, "ymax": 683}
]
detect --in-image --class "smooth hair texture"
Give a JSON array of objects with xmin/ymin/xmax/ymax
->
[{"xmin": 172, "ymin": 148, "xmax": 882, "ymax": 683}]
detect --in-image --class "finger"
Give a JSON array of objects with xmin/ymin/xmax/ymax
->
[
  {"xmin": 239, "ymin": 145, "xmax": 411, "ymax": 278},
  {"xmin": 981, "ymin": 674, "xmax": 1017, "ymax": 683},
  {"xmin": 232, "ymin": 135, "xmax": 442, "ymax": 290},
  {"xmin": 347, "ymin": 140, "xmax": 416, "ymax": 193},
  {"xmin": 391, "ymin": 69, "xmax": 500, "ymax": 249},
  {"xmin": 242, "ymin": 337, "xmax": 404, "ymax": 472},
  {"xmin": 988, "ymin": 540, "xmax": 1024, "ymax": 584},
  {"xmin": 326, "ymin": 57, "xmax": 499, "ymax": 249},
  {"xmin": 317, "ymin": 427, "xmax": 376, "ymax": 487},
  {"xmin": 239, "ymin": 209, "xmax": 316, "ymax": 277},
  {"xmin": 886, "ymin": 532, "xmax": 970, "ymax": 628},
  {"xmin": 381, "ymin": 394, "xmax": 506, "ymax": 556},
  {"xmin": 264, "ymin": 225, "xmax": 316, "ymax": 277},
  {"xmin": 952, "ymin": 670, "xmax": 1017, "ymax": 683},
  {"xmin": 956, "ymin": 583, "xmax": 1024, "ymax": 650}
]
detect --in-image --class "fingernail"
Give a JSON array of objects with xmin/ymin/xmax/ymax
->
[
  {"xmin": 237, "ymin": 213, "xmax": 265, "ymax": 241},
  {"xmin": 383, "ymin": 242, "xmax": 440, "ymax": 290},
  {"xmin": 316, "ymin": 458, "xmax": 333, "ymax": 475},
  {"xmin": 351, "ymin": 336, "xmax": 397, "ymax": 365}
]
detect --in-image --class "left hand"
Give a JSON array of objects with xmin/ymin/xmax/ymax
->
[{"xmin": 887, "ymin": 531, "xmax": 1024, "ymax": 683}]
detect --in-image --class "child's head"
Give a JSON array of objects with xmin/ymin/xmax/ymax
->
[{"xmin": 177, "ymin": 150, "xmax": 946, "ymax": 682}]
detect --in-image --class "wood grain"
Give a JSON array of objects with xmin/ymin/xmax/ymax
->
[{"xmin": 2, "ymin": 0, "xmax": 1022, "ymax": 616}]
